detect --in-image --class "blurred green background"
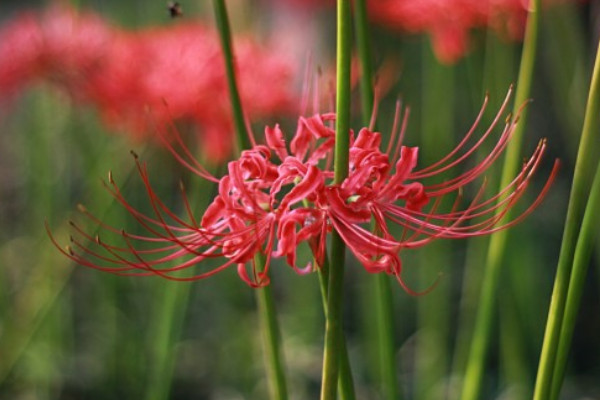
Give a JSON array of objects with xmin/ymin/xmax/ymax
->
[{"xmin": 0, "ymin": 1, "xmax": 598, "ymax": 399}]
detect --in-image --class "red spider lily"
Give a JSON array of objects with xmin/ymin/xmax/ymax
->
[
  {"xmin": 0, "ymin": 5, "xmax": 295, "ymax": 162},
  {"xmin": 0, "ymin": 5, "xmax": 112, "ymax": 96},
  {"xmin": 367, "ymin": 0, "xmax": 575, "ymax": 63},
  {"xmin": 49, "ymin": 87, "xmax": 558, "ymax": 290}
]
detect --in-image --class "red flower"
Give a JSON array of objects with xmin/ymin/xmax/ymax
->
[
  {"xmin": 0, "ymin": 5, "xmax": 112, "ymax": 96},
  {"xmin": 50, "ymin": 88, "xmax": 557, "ymax": 290},
  {"xmin": 0, "ymin": 5, "xmax": 296, "ymax": 162},
  {"xmin": 367, "ymin": 0, "xmax": 574, "ymax": 63}
]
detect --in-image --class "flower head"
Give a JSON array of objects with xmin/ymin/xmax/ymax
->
[{"xmin": 50, "ymin": 87, "xmax": 558, "ymax": 290}]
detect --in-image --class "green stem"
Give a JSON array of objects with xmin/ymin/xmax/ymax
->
[
  {"xmin": 317, "ymin": 255, "xmax": 356, "ymax": 400},
  {"xmin": 416, "ymin": 47, "xmax": 454, "ymax": 400},
  {"xmin": 533, "ymin": 40, "xmax": 600, "ymax": 400},
  {"xmin": 213, "ymin": 0, "xmax": 251, "ymax": 152},
  {"xmin": 373, "ymin": 274, "xmax": 399, "ymax": 400},
  {"xmin": 353, "ymin": 0, "xmax": 375, "ymax": 122},
  {"xmin": 460, "ymin": 0, "xmax": 541, "ymax": 399},
  {"xmin": 320, "ymin": 0, "xmax": 352, "ymax": 399},
  {"xmin": 255, "ymin": 253, "xmax": 289, "ymax": 400},
  {"xmin": 145, "ymin": 280, "xmax": 191, "ymax": 400},
  {"xmin": 550, "ymin": 161, "xmax": 600, "ymax": 400},
  {"xmin": 451, "ymin": 29, "xmax": 516, "ymax": 389},
  {"xmin": 321, "ymin": 232, "xmax": 348, "ymax": 400},
  {"xmin": 352, "ymin": 1, "xmax": 400, "ymax": 398},
  {"xmin": 213, "ymin": 2, "xmax": 287, "ymax": 398}
]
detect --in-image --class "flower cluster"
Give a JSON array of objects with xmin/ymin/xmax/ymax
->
[
  {"xmin": 50, "ymin": 88, "xmax": 557, "ymax": 290},
  {"xmin": 0, "ymin": 5, "xmax": 295, "ymax": 161},
  {"xmin": 367, "ymin": 0, "xmax": 570, "ymax": 63}
]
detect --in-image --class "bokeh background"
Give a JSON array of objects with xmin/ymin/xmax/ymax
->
[{"xmin": 0, "ymin": 1, "xmax": 599, "ymax": 399}]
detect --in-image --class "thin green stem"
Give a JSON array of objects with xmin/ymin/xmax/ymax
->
[
  {"xmin": 145, "ymin": 280, "xmax": 191, "ymax": 400},
  {"xmin": 353, "ymin": 0, "xmax": 374, "ymax": 123},
  {"xmin": 308, "ymin": 201, "xmax": 354, "ymax": 400},
  {"xmin": 452, "ymin": 34, "xmax": 516, "ymax": 386},
  {"xmin": 255, "ymin": 253, "xmax": 289, "ymax": 400},
  {"xmin": 352, "ymin": 1, "xmax": 400, "ymax": 398},
  {"xmin": 213, "ymin": 2, "xmax": 287, "ymax": 399},
  {"xmin": 144, "ymin": 159, "xmax": 218, "ymax": 400},
  {"xmin": 460, "ymin": 0, "xmax": 541, "ymax": 399},
  {"xmin": 320, "ymin": 0, "xmax": 352, "ymax": 399},
  {"xmin": 534, "ymin": 40, "xmax": 600, "ymax": 400},
  {"xmin": 213, "ymin": 0, "xmax": 251, "ymax": 152}
]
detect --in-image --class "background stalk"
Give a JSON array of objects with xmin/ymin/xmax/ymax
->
[
  {"xmin": 460, "ymin": 0, "xmax": 541, "ymax": 398},
  {"xmin": 320, "ymin": 0, "xmax": 352, "ymax": 399},
  {"xmin": 533, "ymin": 40, "xmax": 600, "ymax": 400},
  {"xmin": 415, "ymin": 47, "xmax": 453, "ymax": 400},
  {"xmin": 550, "ymin": 161, "xmax": 600, "ymax": 400}
]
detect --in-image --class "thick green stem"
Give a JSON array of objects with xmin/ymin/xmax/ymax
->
[
  {"xmin": 352, "ymin": 1, "xmax": 400, "ymax": 398},
  {"xmin": 321, "ymin": 232, "xmax": 348, "ymax": 400},
  {"xmin": 373, "ymin": 274, "xmax": 399, "ymax": 400},
  {"xmin": 320, "ymin": 0, "xmax": 352, "ymax": 399},
  {"xmin": 460, "ymin": 0, "xmax": 541, "ymax": 399},
  {"xmin": 533, "ymin": 40, "xmax": 600, "ymax": 400},
  {"xmin": 213, "ymin": 2, "xmax": 287, "ymax": 399}
]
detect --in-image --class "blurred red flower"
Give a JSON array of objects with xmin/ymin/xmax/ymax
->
[
  {"xmin": 367, "ymin": 0, "xmax": 573, "ymax": 63},
  {"xmin": 51, "ymin": 88, "xmax": 558, "ymax": 290},
  {"xmin": 0, "ymin": 5, "xmax": 296, "ymax": 161}
]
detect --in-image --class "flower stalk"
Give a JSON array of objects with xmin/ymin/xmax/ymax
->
[
  {"xmin": 213, "ymin": 1, "xmax": 287, "ymax": 399},
  {"xmin": 353, "ymin": 0, "xmax": 400, "ymax": 398},
  {"xmin": 461, "ymin": 0, "xmax": 541, "ymax": 398},
  {"xmin": 320, "ymin": 0, "xmax": 352, "ymax": 399},
  {"xmin": 316, "ymin": 253, "xmax": 356, "ymax": 400},
  {"xmin": 213, "ymin": 0, "xmax": 251, "ymax": 152},
  {"xmin": 550, "ymin": 162, "xmax": 600, "ymax": 399},
  {"xmin": 534, "ymin": 39, "xmax": 600, "ymax": 400}
]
